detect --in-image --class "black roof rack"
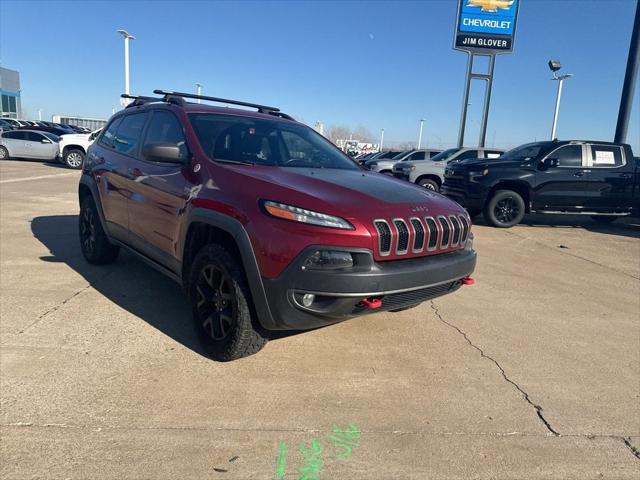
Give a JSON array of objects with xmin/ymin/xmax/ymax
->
[
  {"xmin": 121, "ymin": 91, "xmax": 294, "ymax": 120},
  {"xmin": 153, "ymin": 89, "xmax": 281, "ymax": 114}
]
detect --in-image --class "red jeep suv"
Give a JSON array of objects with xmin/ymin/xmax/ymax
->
[{"xmin": 79, "ymin": 90, "xmax": 476, "ymax": 360}]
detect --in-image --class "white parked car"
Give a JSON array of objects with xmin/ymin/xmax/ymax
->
[
  {"xmin": 0, "ymin": 130, "xmax": 61, "ymax": 162},
  {"xmin": 58, "ymin": 129, "xmax": 101, "ymax": 169}
]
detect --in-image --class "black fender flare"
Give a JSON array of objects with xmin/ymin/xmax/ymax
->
[
  {"xmin": 179, "ymin": 208, "xmax": 276, "ymax": 330},
  {"xmin": 79, "ymin": 174, "xmax": 109, "ymax": 233}
]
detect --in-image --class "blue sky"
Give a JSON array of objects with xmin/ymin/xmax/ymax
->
[{"xmin": 1, "ymin": 0, "xmax": 638, "ymax": 150}]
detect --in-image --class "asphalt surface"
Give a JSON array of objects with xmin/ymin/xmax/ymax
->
[{"xmin": 1, "ymin": 159, "xmax": 639, "ymax": 479}]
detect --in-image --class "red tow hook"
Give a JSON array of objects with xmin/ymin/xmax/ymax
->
[
  {"xmin": 360, "ymin": 297, "xmax": 382, "ymax": 310},
  {"xmin": 462, "ymin": 276, "xmax": 476, "ymax": 286}
]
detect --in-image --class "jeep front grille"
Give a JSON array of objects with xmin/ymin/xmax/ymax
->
[{"xmin": 374, "ymin": 214, "xmax": 470, "ymax": 258}]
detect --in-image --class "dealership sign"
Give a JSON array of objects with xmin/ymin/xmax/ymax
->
[{"xmin": 454, "ymin": 0, "xmax": 520, "ymax": 53}]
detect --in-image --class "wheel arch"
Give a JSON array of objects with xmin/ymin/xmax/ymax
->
[
  {"xmin": 63, "ymin": 144, "xmax": 87, "ymax": 156},
  {"xmin": 180, "ymin": 208, "xmax": 276, "ymax": 330},
  {"xmin": 487, "ymin": 181, "xmax": 531, "ymax": 212},
  {"xmin": 415, "ymin": 174, "xmax": 442, "ymax": 187}
]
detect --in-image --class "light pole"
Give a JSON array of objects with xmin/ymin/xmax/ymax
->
[
  {"xmin": 117, "ymin": 30, "xmax": 135, "ymax": 96},
  {"xmin": 379, "ymin": 129, "xmax": 385, "ymax": 151},
  {"xmin": 417, "ymin": 119, "xmax": 424, "ymax": 149},
  {"xmin": 548, "ymin": 60, "xmax": 573, "ymax": 140},
  {"xmin": 195, "ymin": 82, "xmax": 202, "ymax": 103},
  {"xmin": 38, "ymin": 109, "xmax": 42, "ymax": 121}
]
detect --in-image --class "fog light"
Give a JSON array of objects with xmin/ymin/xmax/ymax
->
[
  {"xmin": 302, "ymin": 250, "xmax": 354, "ymax": 270},
  {"xmin": 302, "ymin": 293, "xmax": 315, "ymax": 307}
]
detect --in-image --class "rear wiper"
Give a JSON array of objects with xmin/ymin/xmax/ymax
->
[{"xmin": 214, "ymin": 158, "xmax": 254, "ymax": 166}]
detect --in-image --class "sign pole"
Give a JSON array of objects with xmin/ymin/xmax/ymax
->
[
  {"xmin": 614, "ymin": 0, "xmax": 639, "ymax": 144},
  {"xmin": 457, "ymin": 53, "xmax": 474, "ymax": 148},
  {"xmin": 478, "ymin": 54, "xmax": 496, "ymax": 147}
]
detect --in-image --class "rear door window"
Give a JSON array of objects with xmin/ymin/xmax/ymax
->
[
  {"xmin": 588, "ymin": 145, "xmax": 624, "ymax": 168},
  {"xmin": 2, "ymin": 130, "xmax": 26, "ymax": 140},
  {"xmin": 409, "ymin": 151, "xmax": 426, "ymax": 160},
  {"xmin": 113, "ymin": 113, "xmax": 148, "ymax": 156}
]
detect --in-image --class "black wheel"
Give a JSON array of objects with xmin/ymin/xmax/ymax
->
[
  {"xmin": 591, "ymin": 216, "xmax": 617, "ymax": 224},
  {"xmin": 79, "ymin": 196, "xmax": 119, "ymax": 264},
  {"xmin": 64, "ymin": 149, "xmax": 84, "ymax": 169},
  {"xmin": 484, "ymin": 190, "xmax": 525, "ymax": 228},
  {"xmin": 0, "ymin": 146, "xmax": 10, "ymax": 160},
  {"xmin": 189, "ymin": 244, "xmax": 267, "ymax": 361},
  {"xmin": 418, "ymin": 178, "xmax": 439, "ymax": 191}
]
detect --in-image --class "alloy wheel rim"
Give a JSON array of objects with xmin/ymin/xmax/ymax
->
[
  {"xmin": 196, "ymin": 265, "xmax": 235, "ymax": 341},
  {"xmin": 494, "ymin": 197, "xmax": 519, "ymax": 224},
  {"xmin": 67, "ymin": 152, "xmax": 82, "ymax": 167},
  {"xmin": 0, "ymin": 148, "xmax": 6, "ymax": 159},
  {"xmin": 424, "ymin": 183, "xmax": 436, "ymax": 191},
  {"xmin": 80, "ymin": 207, "xmax": 96, "ymax": 253}
]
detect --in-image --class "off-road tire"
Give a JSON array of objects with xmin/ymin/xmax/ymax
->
[
  {"xmin": 64, "ymin": 149, "xmax": 84, "ymax": 169},
  {"xmin": 188, "ymin": 244, "xmax": 267, "ymax": 361},
  {"xmin": 484, "ymin": 190, "xmax": 525, "ymax": 228},
  {"xmin": 79, "ymin": 196, "xmax": 120, "ymax": 264},
  {"xmin": 418, "ymin": 178, "xmax": 439, "ymax": 191},
  {"xmin": 0, "ymin": 146, "xmax": 10, "ymax": 160}
]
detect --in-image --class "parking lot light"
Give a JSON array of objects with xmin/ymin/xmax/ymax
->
[
  {"xmin": 117, "ymin": 30, "xmax": 135, "ymax": 96},
  {"xmin": 196, "ymin": 83, "xmax": 202, "ymax": 104},
  {"xmin": 548, "ymin": 59, "xmax": 573, "ymax": 140},
  {"xmin": 380, "ymin": 129, "xmax": 384, "ymax": 151},
  {"xmin": 417, "ymin": 119, "xmax": 425, "ymax": 149}
]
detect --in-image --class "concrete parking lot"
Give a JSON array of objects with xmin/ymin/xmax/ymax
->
[{"xmin": 1, "ymin": 159, "xmax": 639, "ymax": 479}]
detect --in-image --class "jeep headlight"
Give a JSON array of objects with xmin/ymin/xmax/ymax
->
[{"xmin": 261, "ymin": 200, "xmax": 354, "ymax": 230}]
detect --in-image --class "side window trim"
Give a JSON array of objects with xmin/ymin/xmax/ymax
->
[
  {"xmin": 586, "ymin": 144, "xmax": 626, "ymax": 169},
  {"xmin": 542, "ymin": 144, "xmax": 586, "ymax": 168}
]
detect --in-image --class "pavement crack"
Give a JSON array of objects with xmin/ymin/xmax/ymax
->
[
  {"xmin": 16, "ymin": 271, "xmax": 114, "ymax": 335},
  {"xmin": 622, "ymin": 436, "xmax": 640, "ymax": 460},
  {"xmin": 430, "ymin": 301, "xmax": 560, "ymax": 436}
]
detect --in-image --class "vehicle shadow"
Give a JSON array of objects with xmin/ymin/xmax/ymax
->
[
  {"xmin": 473, "ymin": 213, "xmax": 640, "ymax": 240},
  {"xmin": 31, "ymin": 215, "xmax": 304, "ymax": 358}
]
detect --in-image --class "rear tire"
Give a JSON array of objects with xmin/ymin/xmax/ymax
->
[
  {"xmin": 64, "ymin": 149, "xmax": 84, "ymax": 169},
  {"xmin": 591, "ymin": 215, "xmax": 617, "ymax": 224},
  {"xmin": 484, "ymin": 190, "xmax": 525, "ymax": 228},
  {"xmin": 79, "ymin": 196, "xmax": 120, "ymax": 264},
  {"xmin": 0, "ymin": 146, "xmax": 10, "ymax": 160},
  {"xmin": 418, "ymin": 178, "xmax": 439, "ymax": 191},
  {"xmin": 189, "ymin": 244, "xmax": 267, "ymax": 361}
]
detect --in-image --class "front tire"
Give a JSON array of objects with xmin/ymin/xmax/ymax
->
[
  {"xmin": 418, "ymin": 178, "xmax": 439, "ymax": 191},
  {"xmin": 484, "ymin": 190, "xmax": 525, "ymax": 228},
  {"xmin": 79, "ymin": 196, "xmax": 119, "ymax": 264},
  {"xmin": 64, "ymin": 149, "xmax": 84, "ymax": 169},
  {"xmin": 0, "ymin": 146, "xmax": 10, "ymax": 160},
  {"xmin": 189, "ymin": 244, "xmax": 267, "ymax": 361}
]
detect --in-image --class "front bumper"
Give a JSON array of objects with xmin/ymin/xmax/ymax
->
[{"xmin": 261, "ymin": 244, "xmax": 477, "ymax": 330}]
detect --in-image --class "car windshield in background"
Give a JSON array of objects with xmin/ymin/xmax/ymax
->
[
  {"xmin": 41, "ymin": 132, "xmax": 60, "ymax": 142},
  {"xmin": 430, "ymin": 148, "xmax": 459, "ymax": 161},
  {"xmin": 189, "ymin": 113, "xmax": 358, "ymax": 170},
  {"xmin": 500, "ymin": 143, "xmax": 543, "ymax": 162}
]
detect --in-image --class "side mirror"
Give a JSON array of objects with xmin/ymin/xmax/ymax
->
[
  {"xmin": 142, "ymin": 143, "xmax": 186, "ymax": 163},
  {"xmin": 41, "ymin": 138, "xmax": 52, "ymax": 144},
  {"xmin": 542, "ymin": 157, "xmax": 558, "ymax": 169}
]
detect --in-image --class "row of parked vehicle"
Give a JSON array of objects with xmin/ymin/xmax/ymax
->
[
  {"xmin": 357, "ymin": 141, "xmax": 639, "ymax": 228},
  {"xmin": 0, "ymin": 117, "xmax": 100, "ymax": 169}
]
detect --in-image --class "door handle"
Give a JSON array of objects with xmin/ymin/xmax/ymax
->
[
  {"xmin": 573, "ymin": 171, "xmax": 585, "ymax": 177},
  {"xmin": 619, "ymin": 173, "xmax": 632, "ymax": 179}
]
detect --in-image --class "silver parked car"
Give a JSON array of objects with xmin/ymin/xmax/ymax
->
[
  {"xmin": 364, "ymin": 149, "xmax": 442, "ymax": 175},
  {"xmin": 393, "ymin": 147, "xmax": 505, "ymax": 191},
  {"xmin": 0, "ymin": 130, "xmax": 61, "ymax": 162}
]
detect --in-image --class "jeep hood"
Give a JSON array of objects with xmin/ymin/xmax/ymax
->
[{"xmin": 226, "ymin": 166, "xmax": 464, "ymax": 216}]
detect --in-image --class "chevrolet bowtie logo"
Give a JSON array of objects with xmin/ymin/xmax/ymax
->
[{"xmin": 466, "ymin": 0, "xmax": 514, "ymax": 13}]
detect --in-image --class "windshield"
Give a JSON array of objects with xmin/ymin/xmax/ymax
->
[
  {"xmin": 189, "ymin": 113, "xmax": 358, "ymax": 170},
  {"xmin": 430, "ymin": 148, "xmax": 459, "ymax": 162},
  {"xmin": 500, "ymin": 143, "xmax": 544, "ymax": 162}
]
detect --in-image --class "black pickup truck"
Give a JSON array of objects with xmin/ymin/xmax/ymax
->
[{"xmin": 441, "ymin": 140, "xmax": 639, "ymax": 227}]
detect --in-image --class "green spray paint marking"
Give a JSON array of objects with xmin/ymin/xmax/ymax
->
[
  {"xmin": 298, "ymin": 439, "xmax": 324, "ymax": 480},
  {"xmin": 325, "ymin": 423, "xmax": 360, "ymax": 460},
  {"xmin": 275, "ymin": 441, "xmax": 287, "ymax": 479}
]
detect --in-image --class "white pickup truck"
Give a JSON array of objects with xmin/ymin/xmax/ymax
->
[{"xmin": 58, "ymin": 129, "xmax": 101, "ymax": 169}]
